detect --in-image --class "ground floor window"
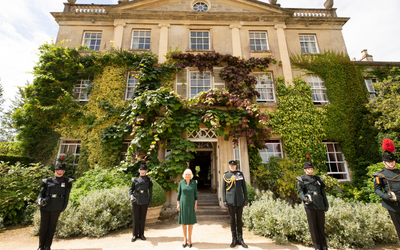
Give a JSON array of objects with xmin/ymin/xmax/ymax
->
[
  {"xmin": 324, "ymin": 141, "xmax": 350, "ymax": 181},
  {"xmin": 259, "ymin": 140, "xmax": 283, "ymax": 163},
  {"xmin": 57, "ymin": 139, "xmax": 81, "ymax": 166}
]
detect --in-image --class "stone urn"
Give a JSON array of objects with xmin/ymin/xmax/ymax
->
[
  {"xmin": 146, "ymin": 205, "xmax": 163, "ymax": 224},
  {"xmin": 268, "ymin": 0, "xmax": 278, "ymax": 4},
  {"xmin": 67, "ymin": 0, "xmax": 77, "ymax": 4},
  {"xmin": 324, "ymin": 0, "xmax": 334, "ymax": 9}
]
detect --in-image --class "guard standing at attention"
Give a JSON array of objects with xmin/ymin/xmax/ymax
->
[
  {"xmin": 222, "ymin": 160, "xmax": 248, "ymax": 248},
  {"xmin": 373, "ymin": 139, "xmax": 400, "ymax": 241},
  {"xmin": 37, "ymin": 159, "xmax": 73, "ymax": 250},
  {"xmin": 297, "ymin": 155, "xmax": 329, "ymax": 250},
  {"xmin": 129, "ymin": 160, "xmax": 153, "ymax": 242}
]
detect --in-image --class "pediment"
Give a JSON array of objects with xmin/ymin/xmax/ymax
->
[{"xmin": 109, "ymin": 0, "xmax": 291, "ymax": 14}]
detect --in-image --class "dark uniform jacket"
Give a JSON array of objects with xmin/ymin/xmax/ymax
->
[
  {"xmin": 373, "ymin": 168, "xmax": 400, "ymax": 213},
  {"xmin": 129, "ymin": 176, "xmax": 153, "ymax": 205},
  {"xmin": 297, "ymin": 175, "xmax": 329, "ymax": 210},
  {"xmin": 222, "ymin": 171, "xmax": 248, "ymax": 206},
  {"xmin": 37, "ymin": 176, "xmax": 73, "ymax": 211}
]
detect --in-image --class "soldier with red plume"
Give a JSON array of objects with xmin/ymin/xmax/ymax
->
[{"xmin": 373, "ymin": 139, "xmax": 400, "ymax": 241}]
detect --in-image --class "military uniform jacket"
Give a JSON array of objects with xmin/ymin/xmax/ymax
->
[
  {"xmin": 297, "ymin": 175, "xmax": 329, "ymax": 210},
  {"xmin": 129, "ymin": 176, "xmax": 153, "ymax": 205},
  {"xmin": 373, "ymin": 168, "xmax": 400, "ymax": 213},
  {"xmin": 222, "ymin": 171, "xmax": 248, "ymax": 206},
  {"xmin": 37, "ymin": 176, "xmax": 73, "ymax": 211}
]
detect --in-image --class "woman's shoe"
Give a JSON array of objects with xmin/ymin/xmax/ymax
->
[{"xmin": 182, "ymin": 243, "xmax": 188, "ymax": 248}]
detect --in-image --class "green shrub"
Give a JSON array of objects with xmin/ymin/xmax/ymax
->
[
  {"xmin": 69, "ymin": 166, "xmax": 131, "ymax": 206},
  {"xmin": 243, "ymin": 191, "xmax": 398, "ymax": 249},
  {"xmin": 246, "ymin": 182, "xmax": 256, "ymax": 204},
  {"xmin": 0, "ymin": 162, "xmax": 52, "ymax": 224},
  {"xmin": 33, "ymin": 186, "xmax": 132, "ymax": 238},
  {"xmin": 150, "ymin": 180, "xmax": 167, "ymax": 207},
  {"xmin": 0, "ymin": 155, "xmax": 33, "ymax": 165}
]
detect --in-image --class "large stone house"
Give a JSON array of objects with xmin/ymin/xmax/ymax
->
[{"xmin": 52, "ymin": 0, "xmax": 351, "ymax": 206}]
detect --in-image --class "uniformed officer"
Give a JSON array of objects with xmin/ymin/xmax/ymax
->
[
  {"xmin": 222, "ymin": 160, "xmax": 248, "ymax": 248},
  {"xmin": 373, "ymin": 138, "xmax": 400, "ymax": 241},
  {"xmin": 296, "ymin": 156, "xmax": 329, "ymax": 250},
  {"xmin": 37, "ymin": 161, "xmax": 73, "ymax": 250},
  {"xmin": 129, "ymin": 161, "xmax": 153, "ymax": 242}
]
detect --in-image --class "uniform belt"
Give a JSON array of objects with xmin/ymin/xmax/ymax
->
[
  {"xmin": 50, "ymin": 194, "xmax": 65, "ymax": 198},
  {"xmin": 307, "ymin": 191, "xmax": 320, "ymax": 195},
  {"xmin": 137, "ymin": 190, "xmax": 145, "ymax": 193}
]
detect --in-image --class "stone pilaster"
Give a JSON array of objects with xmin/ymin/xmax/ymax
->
[
  {"xmin": 113, "ymin": 20, "xmax": 126, "ymax": 49},
  {"xmin": 158, "ymin": 23, "xmax": 170, "ymax": 63},
  {"xmin": 230, "ymin": 24, "xmax": 242, "ymax": 58},
  {"xmin": 274, "ymin": 23, "xmax": 293, "ymax": 85}
]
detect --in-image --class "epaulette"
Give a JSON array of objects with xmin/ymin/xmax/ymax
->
[
  {"xmin": 296, "ymin": 176, "xmax": 305, "ymax": 188},
  {"xmin": 68, "ymin": 178, "xmax": 74, "ymax": 183},
  {"xmin": 132, "ymin": 177, "xmax": 135, "ymax": 181},
  {"xmin": 150, "ymin": 177, "xmax": 153, "ymax": 181},
  {"xmin": 42, "ymin": 178, "xmax": 48, "ymax": 184}
]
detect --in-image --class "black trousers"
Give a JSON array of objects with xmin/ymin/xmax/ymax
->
[
  {"xmin": 39, "ymin": 210, "xmax": 62, "ymax": 249},
  {"xmin": 305, "ymin": 208, "xmax": 327, "ymax": 250},
  {"xmin": 228, "ymin": 205, "xmax": 243, "ymax": 238},
  {"xmin": 132, "ymin": 204, "xmax": 148, "ymax": 237},
  {"xmin": 389, "ymin": 210, "xmax": 400, "ymax": 241}
]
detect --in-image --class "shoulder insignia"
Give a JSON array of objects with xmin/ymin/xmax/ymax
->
[
  {"xmin": 296, "ymin": 176, "xmax": 303, "ymax": 182},
  {"xmin": 375, "ymin": 176, "xmax": 381, "ymax": 185},
  {"xmin": 68, "ymin": 178, "xmax": 74, "ymax": 183}
]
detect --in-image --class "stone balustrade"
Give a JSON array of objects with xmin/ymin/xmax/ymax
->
[
  {"xmin": 289, "ymin": 8, "xmax": 337, "ymax": 18},
  {"xmin": 65, "ymin": 4, "xmax": 108, "ymax": 14}
]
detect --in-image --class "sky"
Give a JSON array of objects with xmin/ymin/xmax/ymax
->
[{"xmin": 0, "ymin": 0, "xmax": 399, "ymax": 109}]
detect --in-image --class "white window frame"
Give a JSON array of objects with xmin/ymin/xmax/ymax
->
[
  {"xmin": 299, "ymin": 35, "xmax": 319, "ymax": 54},
  {"xmin": 74, "ymin": 79, "xmax": 91, "ymax": 102},
  {"xmin": 254, "ymin": 72, "xmax": 275, "ymax": 102},
  {"xmin": 82, "ymin": 32, "xmax": 102, "ymax": 51},
  {"xmin": 307, "ymin": 75, "xmax": 328, "ymax": 104},
  {"xmin": 131, "ymin": 30, "xmax": 151, "ymax": 50},
  {"xmin": 365, "ymin": 78, "xmax": 377, "ymax": 99},
  {"xmin": 189, "ymin": 71, "xmax": 212, "ymax": 97},
  {"xmin": 120, "ymin": 140, "xmax": 131, "ymax": 162},
  {"xmin": 233, "ymin": 142, "xmax": 242, "ymax": 171},
  {"xmin": 324, "ymin": 142, "xmax": 350, "ymax": 182},
  {"xmin": 259, "ymin": 140, "xmax": 283, "ymax": 163},
  {"xmin": 57, "ymin": 139, "xmax": 81, "ymax": 166},
  {"xmin": 190, "ymin": 30, "xmax": 210, "ymax": 50},
  {"xmin": 249, "ymin": 31, "xmax": 269, "ymax": 51},
  {"xmin": 125, "ymin": 72, "xmax": 139, "ymax": 100}
]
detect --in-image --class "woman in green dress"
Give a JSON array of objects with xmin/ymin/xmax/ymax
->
[{"xmin": 177, "ymin": 168, "xmax": 197, "ymax": 248}]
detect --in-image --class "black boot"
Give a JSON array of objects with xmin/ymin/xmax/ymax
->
[
  {"xmin": 44, "ymin": 247, "xmax": 51, "ymax": 250},
  {"xmin": 131, "ymin": 235, "xmax": 137, "ymax": 242},
  {"xmin": 230, "ymin": 236, "xmax": 237, "ymax": 248},
  {"xmin": 238, "ymin": 237, "xmax": 248, "ymax": 248},
  {"xmin": 140, "ymin": 235, "xmax": 146, "ymax": 240}
]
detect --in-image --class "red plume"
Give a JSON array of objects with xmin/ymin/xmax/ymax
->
[
  {"xmin": 306, "ymin": 155, "xmax": 309, "ymax": 159},
  {"xmin": 61, "ymin": 156, "xmax": 64, "ymax": 161},
  {"xmin": 382, "ymin": 139, "xmax": 396, "ymax": 153},
  {"xmin": 143, "ymin": 158, "xmax": 146, "ymax": 162}
]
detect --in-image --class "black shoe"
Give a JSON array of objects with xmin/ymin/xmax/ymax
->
[
  {"xmin": 238, "ymin": 238, "xmax": 248, "ymax": 248},
  {"xmin": 131, "ymin": 236, "xmax": 137, "ymax": 242},
  {"xmin": 44, "ymin": 247, "xmax": 51, "ymax": 250},
  {"xmin": 37, "ymin": 248, "xmax": 44, "ymax": 250},
  {"xmin": 188, "ymin": 244, "xmax": 193, "ymax": 248},
  {"xmin": 182, "ymin": 243, "xmax": 188, "ymax": 248},
  {"xmin": 230, "ymin": 237, "xmax": 238, "ymax": 248},
  {"xmin": 140, "ymin": 235, "xmax": 146, "ymax": 240}
]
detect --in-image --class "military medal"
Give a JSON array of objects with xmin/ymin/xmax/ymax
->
[{"xmin": 61, "ymin": 183, "xmax": 65, "ymax": 187}]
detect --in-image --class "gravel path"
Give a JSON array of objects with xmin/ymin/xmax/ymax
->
[{"xmin": 0, "ymin": 220, "xmax": 399, "ymax": 250}]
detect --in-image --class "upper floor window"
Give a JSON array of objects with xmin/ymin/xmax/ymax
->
[
  {"xmin": 255, "ymin": 73, "xmax": 275, "ymax": 102},
  {"xmin": 83, "ymin": 32, "xmax": 102, "ymax": 51},
  {"xmin": 131, "ymin": 30, "xmax": 151, "ymax": 50},
  {"xmin": 307, "ymin": 75, "xmax": 328, "ymax": 104},
  {"xmin": 299, "ymin": 35, "xmax": 319, "ymax": 54},
  {"xmin": 249, "ymin": 31, "xmax": 269, "ymax": 51},
  {"xmin": 125, "ymin": 72, "xmax": 139, "ymax": 100},
  {"xmin": 57, "ymin": 139, "xmax": 81, "ymax": 166},
  {"xmin": 259, "ymin": 140, "xmax": 283, "ymax": 163},
  {"xmin": 365, "ymin": 78, "xmax": 377, "ymax": 99},
  {"xmin": 74, "ymin": 80, "xmax": 91, "ymax": 102},
  {"xmin": 193, "ymin": 2, "xmax": 209, "ymax": 12},
  {"xmin": 190, "ymin": 31, "xmax": 210, "ymax": 50},
  {"xmin": 324, "ymin": 142, "xmax": 350, "ymax": 181},
  {"xmin": 190, "ymin": 71, "xmax": 211, "ymax": 97}
]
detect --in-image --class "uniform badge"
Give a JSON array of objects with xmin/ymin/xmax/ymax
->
[{"xmin": 61, "ymin": 183, "xmax": 65, "ymax": 188}]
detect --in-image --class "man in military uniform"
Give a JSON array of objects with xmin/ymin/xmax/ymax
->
[
  {"xmin": 129, "ymin": 161, "xmax": 153, "ymax": 242},
  {"xmin": 373, "ymin": 138, "xmax": 400, "ymax": 241},
  {"xmin": 297, "ymin": 156, "xmax": 329, "ymax": 250},
  {"xmin": 222, "ymin": 160, "xmax": 248, "ymax": 248},
  {"xmin": 37, "ymin": 161, "xmax": 73, "ymax": 250}
]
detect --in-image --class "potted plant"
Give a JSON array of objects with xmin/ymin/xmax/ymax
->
[{"xmin": 146, "ymin": 180, "xmax": 167, "ymax": 224}]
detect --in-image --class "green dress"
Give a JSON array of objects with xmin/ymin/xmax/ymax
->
[{"xmin": 177, "ymin": 179, "xmax": 197, "ymax": 225}]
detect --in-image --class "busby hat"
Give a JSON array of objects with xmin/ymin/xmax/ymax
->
[
  {"xmin": 139, "ymin": 158, "xmax": 147, "ymax": 170},
  {"xmin": 228, "ymin": 160, "xmax": 237, "ymax": 166},
  {"xmin": 382, "ymin": 139, "xmax": 396, "ymax": 162},
  {"xmin": 303, "ymin": 155, "xmax": 314, "ymax": 169},
  {"xmin": 55, "ymin": 156, "xmax": 66, "ymax": 170}
]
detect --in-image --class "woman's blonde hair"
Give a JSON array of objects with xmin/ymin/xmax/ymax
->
[{"xmin": 182, "ymin": 168, "xmax": 194, "ymax": 179}]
